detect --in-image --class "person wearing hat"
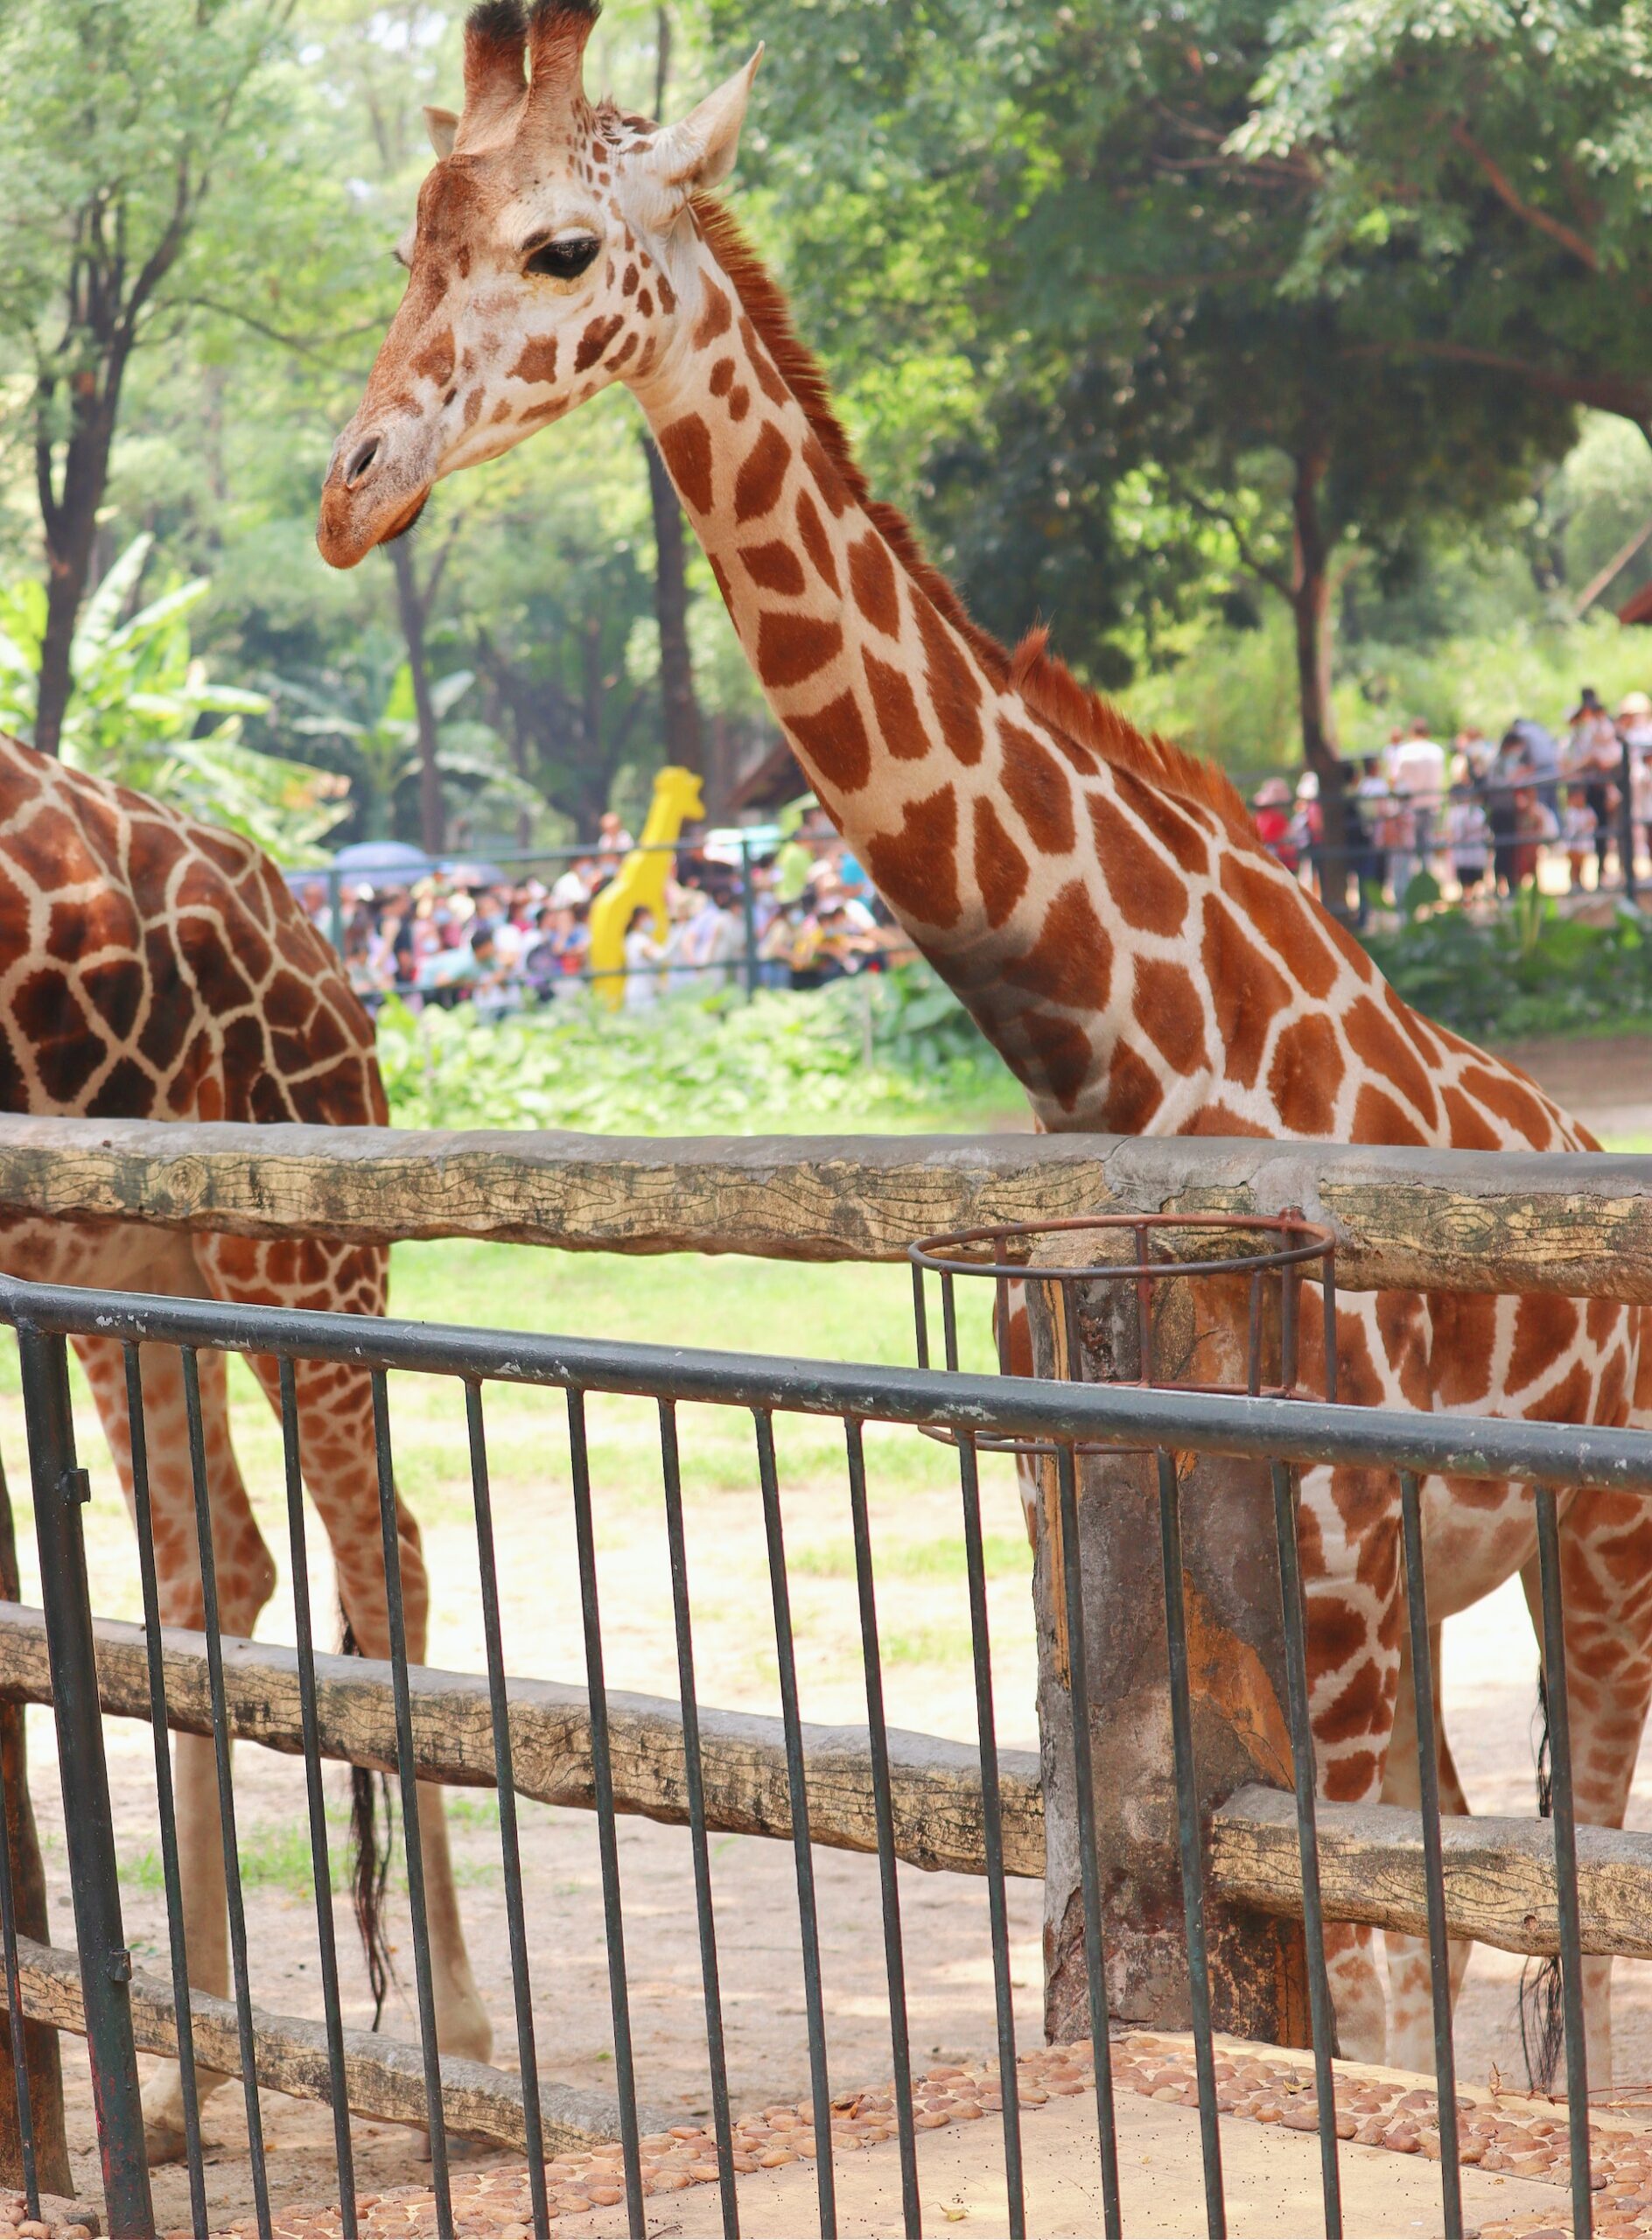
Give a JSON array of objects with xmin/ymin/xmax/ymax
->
[{"xmin": 1252, "ymin": 776, "xmax": 1298, "ymax": 870}]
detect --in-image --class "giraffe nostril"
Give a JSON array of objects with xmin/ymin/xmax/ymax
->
[{"xmin": 345, "ymin": 436, "xmax": 382, "ymax": 486}]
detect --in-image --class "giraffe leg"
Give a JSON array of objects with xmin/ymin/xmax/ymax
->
[
  {"xmin": 1383, "ymin": 1621, "xmax": 1474, "ymax": 2073},
  {"xmin": 192, "ymin": 1236, "xmax": 491, "ymax": 2071},
  {"xmin": 1519, "ymin": 1489, "xmax": 1652, "ymax": 2095},
  {"xmin": 74, "ymin": 1254, "xmax": 279, "ymax": 2164}
]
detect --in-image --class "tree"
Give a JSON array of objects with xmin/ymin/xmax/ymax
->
[{"xmin": 0, "ymin": 0, "xmax": 295, "ymax": 756}]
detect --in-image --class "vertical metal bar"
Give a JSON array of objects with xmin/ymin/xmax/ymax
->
[
  {"xmin": 181, "ymin": 1347, "xmax": 272, "ymax": 2240},
  {"xmin": 466, "ymin": 1382, "xmax": 550, "ymax": 2240},
  {"xmin": 739, "ymin": 834, "xmax": 759, "ymax": 999},
  {"xmin": 941, "ymin": 1271, "xmax": 960, "ymax": 1376},
  {"xmin": 912, "ymin": 1265, "xmax": 930, "ymax": 1374},
  {"xmin": 368, "ymin": 1368, "xmax": 452, "ymax": 2237},
  {"xmin": 122, "ymin": 1344, "xmax": 206, "ymax": 2237},
  {"xmin": 1534, "ymin": 1484, "xmax": 1592, "ymax": 2238},
  {"xmin": 995, "ymin": 1275, "xmax": 1011, "ymax": 1379},
  {"xmin": 277, "ymin": 1357, "xmax": 357, "ymax": 2240},
  {"xmin": 657, "ymin": 1402, "xmax": 738, "ymax": 2238},
  {"xmin": 0, "ymin": 1692, "xmax": 38, "ymax": 2221},
  {"xmin": 1269, "ymin": 1460, "xmax": 1342, "ymax": 2240},
  {"xmin": 1322, "ymin": 1260, "xmax": 1339, "ymax": 1405},
  {"xmin": 566, "ymin": 1389, "xmax": 646, "ymax": 2238},
  {"xmin": 1280, "ymin": 1263, "xmax": 1299, "ymax": 1392},
  {"xmin": 956, "ymin": 1431, "xmax": 1025, "ymax": 2240},
  {"xmin": 1246, "ymin": 1273, "xmax": 1264, "ymax": 1396},
  {"xmin": 17, "ymin": 1323, "xmax": 153, "ymax": 2238},
  {"xmin": 1054, "ymin": 1445, "xmax": 1121, "ymax": 2240},
  {"xmin": 1397, "ymin": 1473, "xmax": 1461, "ymax": 2239},
  {"xmin": 1153, "ymin": 1452, "xmax": 1224, "ymax": 2240},
  {"xmin": 754, "ymin": 1411, "xmax": 836, "ymax": 2238},
  {"xmin": 844, "ymin": 1420, "xmax": 920, "ymax": 2239}
]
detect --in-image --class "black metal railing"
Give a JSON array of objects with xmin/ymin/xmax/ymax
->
[{"xmin": 0, "ymin": 1270, "xmax": 1647, "ymax": 2239}]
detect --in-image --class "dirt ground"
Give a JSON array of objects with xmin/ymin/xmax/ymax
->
[{"xmin": 9, "ymin": 1029, "xmax": 1652, "ymax": 2230}]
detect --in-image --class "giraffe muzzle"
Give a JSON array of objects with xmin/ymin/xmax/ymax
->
[{"xmin": 316, "ymin": 421, "xmax": 436, "ymax": 570}]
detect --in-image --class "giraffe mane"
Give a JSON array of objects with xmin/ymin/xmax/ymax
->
[{"xmin": 689, "ymin": 192, "xmax": 1267, "ymax": 855}]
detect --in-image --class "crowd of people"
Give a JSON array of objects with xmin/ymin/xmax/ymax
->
[
  {"xmin": 1250, "ymin": 689, "xmax": 1652, "ymax": 914},
  {"xmin": 297, "ymin": 805, "xmax": 912, "ymax": 1014}
]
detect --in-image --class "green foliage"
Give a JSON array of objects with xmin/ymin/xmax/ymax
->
[
  {"xmin": 0, "ymin": 536, "xmax": 346, "ymax": 862},
  {"xmin": 376, "ymin": 965, "xmax": 1017, "ymax": 1135},
  {"xmin": 1362, "ymin": 901, "xmax": 1652, "ymax": 1043}
]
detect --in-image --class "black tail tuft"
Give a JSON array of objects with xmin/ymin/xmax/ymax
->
[
  {"xmin": 342, "ymin": 1613, "xmax": 396, "ymax": 2030},
  {"xmin": 1518, "ymin": 1663, "xmax": 1564, "ymax": 2092}
]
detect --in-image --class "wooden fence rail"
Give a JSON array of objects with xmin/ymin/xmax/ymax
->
[{"xmin": 4, "ymin": 1114, "xmax": 1652, "ymax": 1298}]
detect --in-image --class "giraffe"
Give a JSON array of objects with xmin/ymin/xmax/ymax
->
[
  {"xmin": 316, "ymin": 0, "xmax": 1652, "ymax": 2078},
  {"xmin": 0, "ymin": 732, "xmax": 491, "ymax": 2156}
]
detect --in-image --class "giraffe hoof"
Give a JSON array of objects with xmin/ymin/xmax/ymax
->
[{"xmin": 143, "ymin": 2109, "xmax": 190, "ymax": 2166}]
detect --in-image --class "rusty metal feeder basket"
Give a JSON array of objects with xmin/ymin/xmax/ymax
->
[{"xmin": 909, "ymin": 1209, "xmax": 1338, "ymax": 1455}]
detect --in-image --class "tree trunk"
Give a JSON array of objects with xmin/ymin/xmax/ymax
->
[
  {"xmin": 388, "ymin": 539, "xmax": 445, "ymax": 858},
  {"xmin": 1289, "ymin": 447, "xmax": 1354, "ymax": 918},
  {"xmin": 32, "ymin": 376, "xmax": 122, "ymax": 760},
  {"xmin": 644, "ymin": 435, "xmax": 704, "ymax": 785},
  {"xmin": 0, "ymin": 1456, "xmax": 70, "ymax": 2196}
]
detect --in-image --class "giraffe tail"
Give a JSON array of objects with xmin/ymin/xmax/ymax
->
[
  {"xmin": 341, "ymin": 1612, "xmax": 396, "ymax": 2029},
  {"xmin": 1517, "ymin": 1662, "xmax": 1564, "ymax": 2093}
]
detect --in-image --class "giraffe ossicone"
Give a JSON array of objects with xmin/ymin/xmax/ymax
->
[{"xmin": 320, "ymin": 0, "xmax": 1652, "ymax": 2082}]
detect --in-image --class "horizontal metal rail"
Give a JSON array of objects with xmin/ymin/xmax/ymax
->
[
  {"xmin": 4, "ymin": 1114, "xmax": 1652, "ymax": 1298},
  {"xmin": 0, "ymin": 1605, "xmax": 1044, "ymax": 1880},
  {"xmin": 8, "ymin": 1272, "xmax": 1652, "ymax": 1492}
]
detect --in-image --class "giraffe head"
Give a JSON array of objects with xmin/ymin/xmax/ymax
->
[{"xmin": 317, "ymin": 0, "xmax": 759, "ymax": 569}]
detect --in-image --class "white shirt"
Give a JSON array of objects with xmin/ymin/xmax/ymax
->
[{"xmin": 1388, "ymin": 737, "xmax": 1447, "ymax": 800}]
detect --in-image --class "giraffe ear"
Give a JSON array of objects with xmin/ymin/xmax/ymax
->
[
  {"xmin": 648, "ymin": 47, "xmax": 761, "ymax": 192},
  {"xmin": 424, "ymin": 105, "xmax": 459, "ymax": 158}
]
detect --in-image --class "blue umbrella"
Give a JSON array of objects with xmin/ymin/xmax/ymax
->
[{"xmin": 332, "ymin": 841, "xmax": 438, "ymax": 878}]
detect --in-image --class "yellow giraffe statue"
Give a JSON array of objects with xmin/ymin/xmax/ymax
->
[{"xmin": 587, "ymin": 766, "xmax": 705, "ymax": 1009}]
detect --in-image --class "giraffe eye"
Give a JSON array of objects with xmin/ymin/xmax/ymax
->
[{"xmin": 523, "ymin": 233, "xmax": 600, "ymax": 282}]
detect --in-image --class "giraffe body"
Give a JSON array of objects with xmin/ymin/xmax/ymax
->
[
  {"xmin": 0, "ymin": 734, "xmax": 490, "ymax": 2152},
  {"xmin": 318, "ymin": 0, "xmax": 1652, "ymax": 2077}
]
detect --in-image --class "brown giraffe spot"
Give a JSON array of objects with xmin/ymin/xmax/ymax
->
[
  {"xmin": 739, "ymin": 317, "xmax": 791, "ymax": 407},
  {"xmin": 658, "ymin": 415, "xmax": 713, "ymax": 514},
  {"xmin": 1351, "ymin": 1082, "xmax": 1428, "ymax": 1147},
  {"xmin": 1041, "ymin": 724, "xmax": 1100, "ymax": 778},
  {"xmin": 788, "ymin": 691, "xmax": 872, "ymax": 794},
  {"xmin": 411, "ymin": 327, "xmax": 456, "ymax": 386},
  {"xmin": 46, "ymin": 885, "xmax": 141, "ymax": 958},
  {"xmin": 574, "ymin": 315, "xmax": 624, "ymax": 374},
  {"xmin": 734, "ymin": 424, "xmax": 790, "ymax": 524},
  {"xmin": 491, "ymin": 396, "xmax": 512, "ymax": 423},
  {"xmin": 1088, "ymin": 788, "xmax": 1186, "ymax": 934},
  {"xmin": 79, "ymin": 956, "xmax": 145, "ymax": 1042},
  {"xmin": 740, "ymin": 542, "xmax": 807, "ymax": 596},
  {"xmin": 1587, "ymin": 1294, "xmax": 1621, "ymax": 1348},
  {"xmin": 622, "ymin": 262, "xmax": 639, "ymax": 297},
  {"xmin": 510, "ymin": 333, "xmax": 559, "ymax": 384},
  {"xmin": 756, "ymin": 612, "xmax": 843, "ymax": 690},
  {"xmin": 1344, "ymin": 996, "xmax": 1438, "ymax": 1128},
  {"xmin": 710, "ymin": 357, "xmax": 735, "ymax": 395},
  {"xmin": 862, "ymin": 650, "xmax": 928, "ymax": 760},
  {"xmin": 1178, "ymin": 1101, "xmax": 1270, "ymax": 1138},
  {"xmin": 847, "ymin": 532, "xmax": 900, "ymax": 636},
  {"xmin": 463, "ymin": 386, "xmax": 484, "ymax": 428},
  {"xmin": 802, "ymin": 433, "xmax": 849, "ymax": 516},
  {"xmin": 973, "ymin": 798, "xmax": 1030, "ymax": 928},
  {"xmin": 1112, "ymin": 767, "xmax": 1212, "ymax": 875},
  {"xmin": 656, "ymin": 270, "xmax": 676, "ymax": 313},
  {"xmin": 12, "ymin": 970, "xmax": 106, "ymax": 1104},
  {"xmin": 1267, "ymin": 1012, "xmax": 1344, "ymax": 1135},
  {"xmin": 522, "ymin": 397, "xmax": 561, "ymax": 425},
  {"xmin": 1131, "ymin": 958, "xmax": 1208, "ymax": 1076},
  {"xmin": 1526, "ymin": 1358, "xmax": 1592, "ymax": 1424},
  {"xmin": 637, "ymin": 288, "xmax": 654, "ymax": 317},
  {"xmin": 1022, "ymin": 1012, "xmax": 1094, "ymax": 1110},
  {"xmin": 1458, "ymin": 1062, "xmax": 1556, "ymax": 1149},
  {"xmin": 998, "ymin": 723, "xmax": 1074, "ymax": 856},
  {"xmin": 914, "ymin": 597, "xmax": 984, "ymax": 766},
  {"xmin": 9, "ymin": 802, "xmax": 95, "ymax": 886},
  {"xmin": 1432, "ymin": 1292, "xmax": 1499, "ymax": 1406},
  {"xmin": 1004, "ymin": 881, "xmax": 1113, "ymax": 1012},
  {"xmin": 1509, "ymin": 1294, "xmax": 1579, "ymax": 1393},
  {"xmin": 864, "ymin": 785, "xmax": 962, "ymax": 929},
  {"xmin": 85, "ymin": 1054, "xmax": 156, "ymax": 1120},
  {"xmin": 728, "ymin": 384, "xmax": 751, "ymax": 421},
  {"xmin": 693, "ymin": 280, "xmax": 732, "ymax": 346},
  {"xmin": 1200, "ymin": 896, "xmax": 1291, "ymax": 1089},
  {"xmin": 1304, "ymin": 1595, "xmax": 1368, "ymax": 1686},
  {"xmin": 611, "ymin": 332, "xmax": 639, "ymax": 372},
  {"xmin": 1317, "ymin": 1660, "xmax": 1389, "ymax": 1747},
  {"xmin": 1218, "ymin": 853, "xmax": 1340, "ymax": 999},
  {"xmin": 1100, "ymin": 1040, "xmax": 1163, "ymax": 1132},
  {"xmin": 1442, "ymin": 1086, "xmax": 1502, "ymax": 1151},
  {"xmin": 264, "ymin": 970, "xmax": 316, "ymax": 1032},
  {"xmin": 795, "ymin": 488, "xmax": 839, "ymax": 593}
]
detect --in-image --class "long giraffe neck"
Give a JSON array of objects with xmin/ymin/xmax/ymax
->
[{"xmin": 631, "ymin": 205, "xmax": 1289, "ymax": 1130}]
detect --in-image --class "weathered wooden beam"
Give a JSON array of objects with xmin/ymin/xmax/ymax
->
[
  {"xmin": 1210, "ymin": 1783, "xmax": 1652, "ymax": 1957},
  {"xmin": 13, "ymin": 1931, "xmax": 633, "ymax": 2151},
  {"xmin": 0, "ymin": 1605, "xmax": 1044, "ymax": 1881},
  {"xmin": 1, "ymin": 1114, "xmax": 1651, "ymax": 1297}
]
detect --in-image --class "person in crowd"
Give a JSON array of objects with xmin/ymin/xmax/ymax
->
[
  {"xmin": 1488, "ymin": 732, "xmax": 1529, "ymax": 896},
  {"xmin": 1252, "ymin": 776, "xmax": 1296, "ymax": 868},
  {"xmin": 1446, "ymin": 780, "xmax": 1491, "ymax": 900},
  {"xmin": 1513, "ymin": 785, "xmax": 1558, "ymax": 889},
  {"xmin": 1352, "ymin": 754, "xmax": 1390, "ymax": 910},
  {"xmin": 1291, "ymin": 771, "xmax": 1323, "ymax": 894},
  {"xmin": 622, "ymin": 904, "xmax": 664, "ymax": 1009},
  {"xmin": 1388, "ymin": 718, "xmax": 1448, "ymax": 886},
  {"xmin": 1510, "ymin": 711, "xmax": 1562, "ymax": 816},
  {"xmin": 1564, "ymin": 688, "xmax": 1620, "ymax": 883},
  {"xmin": 1562, "ymin": 784, "xmax": 1600, "ymax": 892},
  {"xmin": 596, "ymin": 810, "xmax": 634, "ymax": 868},
  {"xmin": 417, "ymin": 922, "xmax": 506, "ymax": 1010}
]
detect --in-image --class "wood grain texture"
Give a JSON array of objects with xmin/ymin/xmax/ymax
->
[
  {"xmin": 1210, "ymin": 1783, "xmax": 1652, "ymax": 1956},
  {"xmin": 0, "ymin": 1114, "xmax": 1649, "ymax": 1296},
  {"xmin": 0, "ymin": 1605, "xmax": 1044, "ymax": 1881},
  {"xmin": 11, "ymin": 1932, "xmax": 633, "ymax": 2150}
]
